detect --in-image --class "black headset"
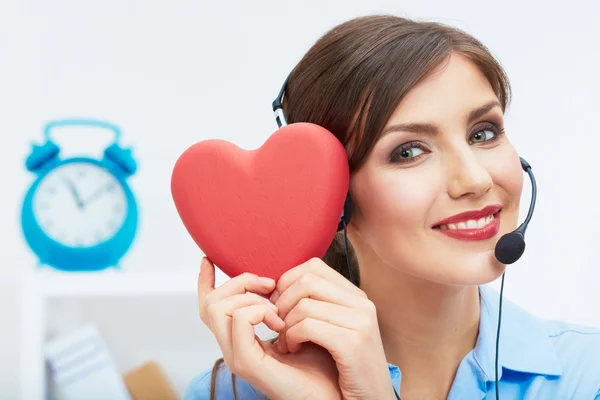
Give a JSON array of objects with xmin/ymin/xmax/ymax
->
[{"xmin": 272, "ymin": 70, "xmax": 538, "ymax": 400}]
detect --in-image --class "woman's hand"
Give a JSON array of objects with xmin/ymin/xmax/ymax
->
[
  {"xmin": 198, "ymin": 257, "xmax": 343, "ymax": 400},
  {"xmin": 270, "ymin": 258, "xmax": 397, "ymax": 400}
]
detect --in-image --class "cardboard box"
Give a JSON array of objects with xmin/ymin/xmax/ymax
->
[{"xmin": 123, "ymin": 361, "xmax": 179, "ymax": 400}]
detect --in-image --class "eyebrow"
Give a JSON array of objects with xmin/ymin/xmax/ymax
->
[{"xmin": 381, "ymin": 100, "xmax": 502, "ymax": 137}]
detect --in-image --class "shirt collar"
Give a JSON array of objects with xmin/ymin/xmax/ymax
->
[
  {"xmin": 386, "ymin": 284, "xmax": 562, "ymax": 386},
  {"xmin": 474, "ymin": 284, "xmax": 563, "ymax": 380}
]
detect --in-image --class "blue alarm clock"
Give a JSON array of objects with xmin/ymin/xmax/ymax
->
[{"xmin": 21, "ymin": 118, "xmax": 139, "ymax": 272}]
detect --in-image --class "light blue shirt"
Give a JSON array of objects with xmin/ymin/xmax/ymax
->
[{"xmin": 184, "ymin": 285, "xmax": 600, "ymax": 399}]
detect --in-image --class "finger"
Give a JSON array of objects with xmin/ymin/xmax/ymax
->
[
  {"xmin": 208, "ymin": 293, "xmax": 276, "ymax": 363},
  {"xmin": 216, "ymin": 273, "xmax": 275, "ymax": 298},
  {"xmin": 283, "ymin": 298, "xmax": 369, "ymax": 331},
  {"xmin": 197, "ymin": 258, "xmax": 217, "ymax": 326},
  {"xmin": 216, "ymin": 293, "xmax": 278, "ymax": 317},
  {"xmin": 273, "ymin": 258, "xmax": 365, "ymax": 303},
  {"xmin": 208, "ymin": 292, "xmax": 277, "ymax": 335},
  {"xmin": 285, "ymin": 318, "xmax": 346, "ymax": 354},
  {"xmin": 275, "ymin": 273, "xmax": 367, "ymax": 320},
  {"xmin": 277, "ymin": 298, "xmax": 348, "ymax": 355},
  {"xmin": 230, "ymin": 305, "xmax": 285, "ymax": 373},
  {"xmin": 276, "ymin": 328, "xmax": 289, "ymax": 354},
  {"xmin": 197, "ymin": 257, "xmax": 216, "ymax": 299},
  {"xmin": 203, "ymin": 271, "xmax": 276, "ymax": 311},
  {"xmin": 232, "ymin": 305, "xmax": 285, "ymax": 348}
]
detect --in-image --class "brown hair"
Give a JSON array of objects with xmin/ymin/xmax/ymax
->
[{"xmin": 207, "ymin": 14, "xmax": 511, "ymax": 399}]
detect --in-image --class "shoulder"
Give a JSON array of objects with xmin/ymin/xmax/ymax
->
[
  {"xmin": 183, "ymin": 361, "xmax": 264, "ymax": 400},
  {"xmin": 539, "ymin": 318, "xmax": 600, "ymax": 397},
  {"xmin": 479, "ymin": 285, "xmax": 600, "ymax": 397},
  {"xmin": 183, "ymin": 369, "xmax": 212, "ymax": 400},
  {"xmin": 543, "ymin": 318, "xmax": 600, "ymax": 369}
]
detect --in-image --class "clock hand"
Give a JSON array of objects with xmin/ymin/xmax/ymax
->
[
  {"xmin": 81, "ymin": 182, "xmax": 116, "ymax": 207},
  {"xmin": 62, "ymin": 178, "xmax": 84, "ymax": 209}
]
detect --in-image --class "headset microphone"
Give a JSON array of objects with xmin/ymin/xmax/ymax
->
[
  {"xmin": 491, "ymin": 157, "xmax": 537, "ymax": 400},
  {"xmin": 494, "ymin": 157, "xmax": 537, "ymax": 265}
]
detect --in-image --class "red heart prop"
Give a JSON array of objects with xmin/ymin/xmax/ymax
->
[{"xmin": 171, "ymin": 122, "xmax": 349, "ymax": 281}]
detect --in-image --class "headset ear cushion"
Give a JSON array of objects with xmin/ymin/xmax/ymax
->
[
  {"xmin": 337, "ymin": 193, "xmax": 353, "ymax": 232},
  {"xmin": 25, "ymin": 141, "xmax": 60, "ymax": 172}
]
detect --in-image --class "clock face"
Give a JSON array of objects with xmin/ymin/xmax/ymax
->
[{"xmin": 32, "ymin": 162, "xmax": 128, "ymax": 247}]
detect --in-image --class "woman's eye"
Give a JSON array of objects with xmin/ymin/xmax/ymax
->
[
  {"xmin": 470, "ymin": 129, "xmax": 495, "ymax": 143},
  {"xmin": 400, "ymin": 147, "xmax": 423, "ymax": 159},
  {"xmin": 391, "ymin": 146, "xmax": 424, "ymax": 162}
]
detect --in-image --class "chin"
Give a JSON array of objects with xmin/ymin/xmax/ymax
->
[
  {"xmin": 413, "ymin": 249, "xmax": 508, "ymax": 287},
  {"xmin": 456, "ymin": 251, "xmax": 507, "ymax": 285}
]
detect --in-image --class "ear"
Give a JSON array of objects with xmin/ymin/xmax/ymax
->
[
  {"xmin": 344, "ymin": 219, "xmax": 359, "ymax": 235},
  {"xmin": 339, "ymin": 190, "xmax": 360, "ymax": 235}
]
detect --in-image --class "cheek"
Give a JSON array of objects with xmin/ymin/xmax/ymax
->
[
  {"xmin": 486, "ymin": 145, "xmax": 524, "ymax": 205},
  {"xmin": 353, "ymin": 166, "xmax": 442, "ymax": 232}
]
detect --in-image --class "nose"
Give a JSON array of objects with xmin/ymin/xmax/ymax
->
[{"xmin": 446, "ymin": 151, "xmax": 493, "ymax": 199}]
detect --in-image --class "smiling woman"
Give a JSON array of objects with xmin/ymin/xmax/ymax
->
[
  {"xmin": 351, "ymin": 52, "xmax": 523, "ymax": 287},
  {"xmin": 183, "ymin": 14, "xmax": 600, "ymax": 400}
]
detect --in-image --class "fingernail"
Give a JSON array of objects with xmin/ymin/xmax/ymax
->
[
  {"xmin": 269, "ymin": 290, "xmax": 280, "ymax": 303},
  {"xmin": 258, "ymin": 277, "xmax": 275, "ymax": 285}
]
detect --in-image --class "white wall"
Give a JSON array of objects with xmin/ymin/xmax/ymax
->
[{"xmin": 1, "ymin": 0, "xmax": 599, "ymax": 398}]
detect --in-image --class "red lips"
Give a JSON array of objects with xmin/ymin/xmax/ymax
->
[
  {"xmin": 433, "ymin": 205, "xmax": 502, "ymax": 241},
  {"xmin": 433, "ymin": 205, "xmax": 502, "ymax": 227}
]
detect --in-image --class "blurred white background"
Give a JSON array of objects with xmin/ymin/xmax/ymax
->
[{"xmin": 0, "ymin": 0, "xmax": 599, "ymax": 398}]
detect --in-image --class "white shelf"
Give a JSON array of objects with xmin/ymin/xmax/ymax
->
[
  {"xmin": 23, "ymin": 268, "xmax": 199, "ymax": 298},
  {"xmin": 21, "ymin": 267, "xmax": 234, "ymax": 399}
]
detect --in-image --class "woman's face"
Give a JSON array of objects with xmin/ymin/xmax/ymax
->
[{"xmin": 349, "ymin": 53, "xmax": 524, "ymax": 285}]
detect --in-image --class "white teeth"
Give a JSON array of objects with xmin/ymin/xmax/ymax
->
[{"xmin": 438, "ymin": 214, "xmax": 495, "ymax": 231}]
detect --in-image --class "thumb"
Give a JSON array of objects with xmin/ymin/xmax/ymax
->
[{"xmin": 198, "ymin": 257, "xmax": 216, "ymax": 297}]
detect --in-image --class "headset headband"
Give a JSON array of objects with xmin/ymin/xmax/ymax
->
[{"xmin": 272, "ymin": 71, "xmax": 293, "ymax": 128}]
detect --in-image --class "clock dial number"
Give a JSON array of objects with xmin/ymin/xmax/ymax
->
[{"xmin": 32, "ymin": 163, "xmax": 128, "ymax": 247}]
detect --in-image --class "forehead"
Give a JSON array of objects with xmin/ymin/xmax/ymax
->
[{"xmin": 388, "ymin": 53, "xmax": 499, "ymax": 125}]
